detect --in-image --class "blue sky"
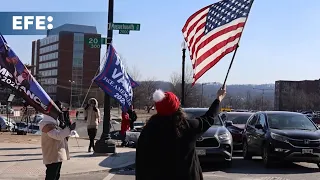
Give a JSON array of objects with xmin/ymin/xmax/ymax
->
[{"xmin": 1, "ymin": 0, "xmax": 320, "ymax": 84}]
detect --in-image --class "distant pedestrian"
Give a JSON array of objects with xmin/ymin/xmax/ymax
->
[
  {"xmin": 120, "ymin": 111, "xmax": 130, "ymax": 146},
  {"xmin": 39, "ymin": 101, "xmax": 76, "ymax": 180},
  {"xmin": 76, "ymin": 111, "xmax": 79, "ymax": 120},
  {"xmin": 84, "ymin": 98, "xmax": 100, "ymax": 152},
  {"xmin": 135, "ymin": 86, "xmax": 226, "ymax": 180},
  {"xmin": 127, "ymin": 105, "xmax": 137, "ymax": 130}
]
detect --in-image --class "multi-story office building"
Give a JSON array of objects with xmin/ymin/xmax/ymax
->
[
  {"xmin": 31, "ymin": 24, "xmax": 103, "ymax": 107},
  {"xmin": 274, "ymin": 80, "xmax": 320, "ymax": 111}
]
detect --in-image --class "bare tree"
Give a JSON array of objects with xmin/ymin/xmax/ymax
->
[
  {"xmin": 169, "ymin": 66, "xmax": 201, "ymax": 107},
  {"xmin": 127, "ymin": 65, "xmax": 142, "ymax": 81},
  {"xmin": 134, "ymin": 77, "xmax": 158, "ymax": 112}
]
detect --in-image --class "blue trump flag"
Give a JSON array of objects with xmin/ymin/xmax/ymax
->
[
  {"xmin": 0, "ymin": 34, "xmax": 61, "ymax": 119},
  {"xmin": 93, "ymin": 45, "xmax": 135, "ymax": 112},
  {"xmin": 129, "ymin": 75, "xmax": 139, "ymax": 88}
]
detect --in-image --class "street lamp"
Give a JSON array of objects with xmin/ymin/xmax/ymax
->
[
  {"xmin": 253, "ymin": 87, "xmax": 274, "ymax": 110},
  {"xmin": 201, "ymin": 83, "xmax": 211, "ymax": 107},
  {"xmin": 69, "ymin": 80, "xmax": 75, "ymax": 109},
  {"xmin": 181, "ymin": 41, "xmax": 187, "ymax": 107}
]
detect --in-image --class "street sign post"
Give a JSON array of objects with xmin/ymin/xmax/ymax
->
[
  {"xmin": 109, "ymin": 23, "xmax": 141, "ymax": 31},
  {"xmin": 86, "ymin": 37, "xmax": 101, "ymax": 48},
  {"xmin": 119, "ymin": 29, "xmax": 129, "ymax": 34},
  {"xmin": 101, "ymin": 37, "xmax": 107, "ymax": 44},
  {"xmin": 86, "ymin": 37, "xmax": 108, "ymax": 48}
]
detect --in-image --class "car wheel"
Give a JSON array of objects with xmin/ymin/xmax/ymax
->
[
  {"xmin": 262, "ymin": 144, "xmax": 273, "ymax": 168},
  {"xmin": 243, "ymin": 140, "xmax": 252, "ymax": 160}
]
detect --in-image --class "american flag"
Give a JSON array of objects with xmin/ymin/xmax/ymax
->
[{"xmin": 182, "ymin": 0, "xmax": 254, "ymax": 84}]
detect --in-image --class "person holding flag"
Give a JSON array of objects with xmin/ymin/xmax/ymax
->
[
  {"xmin": 135, "ymin": 86, "xmax": 226, "ymax": 180},
  {"xmin": 40, "ymin": 100, "xmax": 76, "ymax": 180}
]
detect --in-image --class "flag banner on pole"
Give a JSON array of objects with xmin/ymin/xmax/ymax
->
[
  {"xmin": 0, "ymin": 34, "xmax": 61, "ymax": 119},
  {"xmin": 182, "ymin": 0, "xmax": 254, "ymax": 84},
  {"xmin": 129, "ymin": 75, "xmax": 139, "ymax": 88},
  {"xmin": 93, "ymin": 45, "xmax": 134, "ymax": 112}
]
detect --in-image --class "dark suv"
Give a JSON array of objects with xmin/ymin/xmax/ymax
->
[{"xmin": 242, "ymin": 111, "xmax": 320, "ymax": 168}]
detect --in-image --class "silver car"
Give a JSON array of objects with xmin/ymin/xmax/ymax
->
[{"xmin": 184, "ymin": 108, "xmax": 233, "ymax": 167}]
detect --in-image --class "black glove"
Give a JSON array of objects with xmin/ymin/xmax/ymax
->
[{"xmin": 69, "ymin": 122, "xmax": 76, "ymax": 131}]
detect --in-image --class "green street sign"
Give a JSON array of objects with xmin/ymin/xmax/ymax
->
[
  {"xmin": 119, "ymin": 29, "xmax": 130, "ymax": 34},
  {"xmin": 110, "ymin": 23, "xmax": 140, "ymax": 31},
  {"xmin": 101, "ymin": 37, "xmax": 107, "ymax": 44},
  {"xmin": 85, "ymin": 37, "xmax": 108, "ymax": 48},
  {"xmin": 86, "ymin": 37, "xmax": 101, "ymax": 48}
]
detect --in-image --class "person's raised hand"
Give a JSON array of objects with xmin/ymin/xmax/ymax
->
[{"xmin": 216, "ymin": 85, "xmax": 227, "ymax": 102}]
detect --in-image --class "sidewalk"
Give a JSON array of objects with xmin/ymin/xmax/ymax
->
[{"xmin": 0, "ymin": 135, "xmax": 136, "ymax": 179}]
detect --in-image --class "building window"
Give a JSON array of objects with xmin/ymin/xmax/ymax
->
[
  {"xmin": 72, "ymin": 58, "xmax": 83, "ymax": 67},
  {"xmin": 74, "ymin": 33, "xmax": 84, "ymax": 43},
  {"xmin": 44, "ymin": 86, "xmax": 57, "ymax": 93},
  {"xmin": 39, "ymin": 43, "xmax": 59, "ymax": 54},
  {"xmin": 40, "ymin": 35, "xmax": 59, "ymax": 47},
  {"xmin": 41, "ymin": 78, "xmax": 57, "ymax": 85},
  {"xmin": 33, "ymin": 41, "xmax": 37, "ymax": 75},
  {"xmin": 39, "ymin": 61, "xmax": 58, "ymax": 70},
  {"xmin": 73, "ymin": 43, "xmax": 84, "ymax": 51},
  {"xmin": 39, "ymin": 52, "xmax": 58, "ymax": 62},
  {"xmin": 39, "ymin": 69, "xmax": 58, "ymax": 77}
]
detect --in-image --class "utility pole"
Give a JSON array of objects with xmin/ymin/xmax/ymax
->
[
  {"xmin": 200, "ymin": 83, "xmax": 210, "ymax": 107},
  {"xmin": 253, "ymin": 88, "xmax": 273, "ymax": 110},
  {"xmin": 94, "ymin": 0, "xmax": 116, "ymax": 154},
  {"xmin": 181, "ymin": 42, "xmax": 186, "ymax": 107},
  {"xmin": 68, "ymin": 80, "xmax": 75, "ymax": 109}
]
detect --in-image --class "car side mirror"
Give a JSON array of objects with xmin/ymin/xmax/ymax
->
[
  {"xmin": 225, "ymin": 121, "xmax": 233, "ymax": 127},
  {"xmin": 255, "ymin": 124, "xmax": 263, "ymax": 129}
]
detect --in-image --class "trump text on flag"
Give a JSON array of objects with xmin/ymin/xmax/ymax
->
[{"xmin": 93, "ymin": 45, "xmax": 135, "ymax": 112}]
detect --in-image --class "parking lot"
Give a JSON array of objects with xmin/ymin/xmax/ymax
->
[{"xmin": 105, "ymin": 152, "xmax": 320, "ymax": 180}]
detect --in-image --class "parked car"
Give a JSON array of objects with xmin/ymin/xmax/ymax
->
[
  {"xmin": 242, "ymin": 111, "xmax": 320, "ymax": 168},
  {"xmin": 220, "ymin": 112, "xmax": 253, "ymax": 150},
  {"xmin": 184, "ymin": 108, "xmax": 233, "ymax": 167},
  {"xmin": 133, "ymin": 121, "xmax": 145, "ymax": 131},
  {"xmin": 16, "ymin": 122, "xmax": 28, "ymax": 135},
  {"xmin": 0, "ymin": 116, "xmax": 15, "ymax": 131},
  {"xmin": 76, "ymin": 108, "xmax": 86, "ymax": 120},
  {"xmin": 30, "ymin": 113, "xmax": 44, "ymax": 123},
  {"xmin": 16, "ymin": 123, "xmax": 40, "ymax": 135},
  {"xmin": 301, "ymin": 111, "xmax": 315, "ymax": 119}
]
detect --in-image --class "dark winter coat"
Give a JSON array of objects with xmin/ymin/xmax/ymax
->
[
  {"xmin": 135, "ymin": 99, "xmax": 220, "ymax": 180},
  {"xmin": 127, "ymin": 109, "xmax": 137, "ymax": 122}
]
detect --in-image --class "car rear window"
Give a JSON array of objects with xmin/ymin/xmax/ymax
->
[{"xmin": 185, "ymin": 109, "xmax": 222, "ymax": 126}]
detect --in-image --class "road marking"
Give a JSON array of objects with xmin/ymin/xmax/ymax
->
[{"xmin": 103, "ymin": 173, "xmax": 115, "ymax": 180}]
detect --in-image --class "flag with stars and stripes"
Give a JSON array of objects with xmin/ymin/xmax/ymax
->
[{"xmin": 182, "ymin": 0, "xmax": 254, "ymax": 84}]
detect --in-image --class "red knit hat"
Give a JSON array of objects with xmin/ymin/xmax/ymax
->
[{"xmin": 153, "ymin": 89, "xmax": 180, "ymax": 116}]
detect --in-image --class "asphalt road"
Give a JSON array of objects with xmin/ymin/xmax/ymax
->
[
  {"xmin": 54, "ymin": 152, "xmax": 320, "ymax": 180},
  {"xmin": 75, "ymin": 120, "xmax": 121, "ymax": 140}
]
